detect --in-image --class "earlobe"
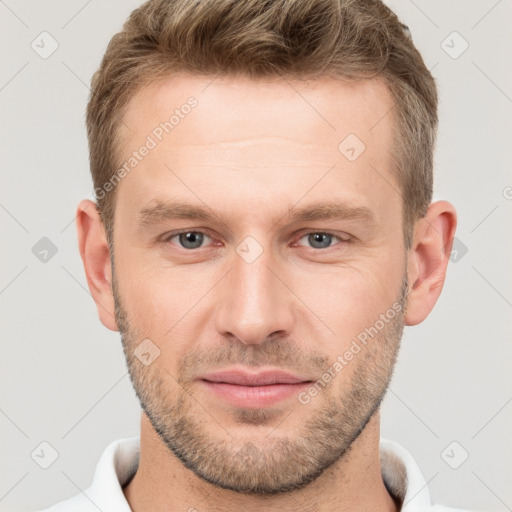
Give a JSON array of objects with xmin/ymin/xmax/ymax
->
[
  {"xmin": 404, "ymin": 201, "xmax": 457, "ymax": 326},
  {"xmin": 76, "ymin": 199, "xmax": 119, "ymax": 332}
]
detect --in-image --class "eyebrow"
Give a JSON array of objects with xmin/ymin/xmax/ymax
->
[{"xmin": 136, "ymin": 200, "xmax": 377, "ymax": 231}]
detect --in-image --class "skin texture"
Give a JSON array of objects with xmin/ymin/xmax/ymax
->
[{"xmin": 77, "ymin": 74, "xmax": 457, "ymax": 512}]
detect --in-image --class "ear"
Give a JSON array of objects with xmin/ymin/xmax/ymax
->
[
  {"xmin": 405, "ymin": 200, "xmax": 457, "ymax": 326},
  {"xmin": 76, "ymin": 199, "xmax": 118, "ymax": 331}
]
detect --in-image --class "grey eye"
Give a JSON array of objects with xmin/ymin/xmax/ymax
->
[
  {"xmin": 305, "ymin": 233, "xmax": 336, "ymax": 249},
  {"xmin": 178, "ymin": 232, "xmax": 205, "ymax": 249}
]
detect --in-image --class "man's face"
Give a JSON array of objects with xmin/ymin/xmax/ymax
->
[{"xmin": 111, "ymin": 74, "xmax": 408, "ymax": 494}]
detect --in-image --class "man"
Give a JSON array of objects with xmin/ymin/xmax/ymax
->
[{"xmin": 39, "ymin": 0, "xmax": 470, "ymax": 510}]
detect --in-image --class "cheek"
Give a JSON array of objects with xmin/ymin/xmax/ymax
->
[
  {"xmin": 113, "ymin": 255, "xmax": 176, "ymax": 336},
  {"xmin": 115, "ymin": 256, "xmax": 215, "ymax": 356},
  {"xmin": 290, "ymin": 256, "xmax": 403, "ymax": 340}
]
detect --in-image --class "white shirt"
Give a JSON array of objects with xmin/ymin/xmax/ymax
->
[{"xmin": 37, "ymin": 437, "xmax": 471, "ymax": 511}]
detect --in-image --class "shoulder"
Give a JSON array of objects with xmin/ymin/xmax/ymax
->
[
  {"xmin": 35, "ymin": 437, "xmax": 139, "ymax": 512},
  {"xmin": 35, "ymin": 493, "xmax": 94, "ymax": 512},
  {"xmin": 429, "ymin": 505, "xmax": 478, "ymax": 512},
  {"xmin": 379, "ymin": 438, "xmax": 478, "ymax": 512}
]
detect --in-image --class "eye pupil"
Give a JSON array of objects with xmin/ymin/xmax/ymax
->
[
  {"xmin": 179, "ymin": 232, "xmax": 204, "ymax": 249},
  {"xmin": 308, "ymin": 233, "xmax": 332, "ymax": 249}
]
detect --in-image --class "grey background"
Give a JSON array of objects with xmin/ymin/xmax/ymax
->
[{"xmin": 1, "ymin": 1, "xmax": 511, "ymax": 511}]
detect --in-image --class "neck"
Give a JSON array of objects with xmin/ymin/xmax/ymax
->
[{"xmin": 123, "ymin": 411, "xmax": 399, "ymax": 512}]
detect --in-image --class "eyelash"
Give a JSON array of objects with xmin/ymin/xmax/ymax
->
[{"xmin": 161, "ymin": 229, "xmax": 351, "ymax": 251}]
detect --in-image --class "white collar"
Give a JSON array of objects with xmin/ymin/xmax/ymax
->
[{"xmin": 39, "ymin": 437, "xmax": 468, "ymax": 511}]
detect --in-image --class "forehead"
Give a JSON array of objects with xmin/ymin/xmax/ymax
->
[
  {"xmin": 118, "ymin": 72, "xmax": 395, "ymax": 159},
  {"xmin": 114, "ymin": 73, "xmax": 398, "ymax": 226}
]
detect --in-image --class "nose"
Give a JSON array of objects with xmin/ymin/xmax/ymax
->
[{"xmin": 214, "ymin": 243, "xmax": 295, "ymax": 346}]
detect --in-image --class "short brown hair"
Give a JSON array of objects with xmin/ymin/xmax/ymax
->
[{"xmin": 86, "ymin": 0, "xmax": 437, "ymax": 250}]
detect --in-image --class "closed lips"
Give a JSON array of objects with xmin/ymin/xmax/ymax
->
[{"xmin": 199, "ymin": 370, "xmax": 312, "ymax": 386}]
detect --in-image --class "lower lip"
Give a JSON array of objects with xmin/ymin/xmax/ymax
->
[{"xmin": 200, "ymin": 380, "xmax": 311, "ymax": 408}]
